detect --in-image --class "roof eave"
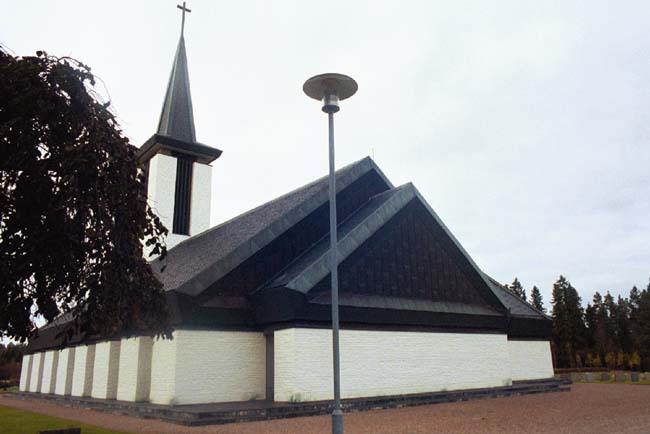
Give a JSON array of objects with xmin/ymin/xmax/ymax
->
[{"xmin": 137, "ymin": 133, "xmax": 222, "ymax": 165}]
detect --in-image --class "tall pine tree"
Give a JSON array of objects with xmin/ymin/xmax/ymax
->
[
  {"xmin": 530, "ymin": 286, "xmax": 544, "ymax": 312},
  {"xmin": 632, "ymin": 282, "xmax": 650, "ymax": 370},
  {"xmin": 551, "ymin": 275, "xmax": 585, "ymax": 368},
  {"xmin": 509, "ymin": 277, "xmax": 527, "ymax": 302}
]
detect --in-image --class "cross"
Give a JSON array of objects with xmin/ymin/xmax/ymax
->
[{"xmin": 177, "ymin": 2, "xmax": 191, "ymax": 36}]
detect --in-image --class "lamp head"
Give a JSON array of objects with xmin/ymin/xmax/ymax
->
[{"xmin": 303, "ymin": 73, "xmax": 358, "ymax": 114}]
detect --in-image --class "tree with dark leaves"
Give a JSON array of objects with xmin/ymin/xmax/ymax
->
[{"xmin": 0, "ymin": 48, "xmax": 170, "ymax": 343}]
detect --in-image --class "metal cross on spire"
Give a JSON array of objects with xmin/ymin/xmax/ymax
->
[{"xmin": 177, "ymin": 2, "xmax": 191, "ymax": 36}]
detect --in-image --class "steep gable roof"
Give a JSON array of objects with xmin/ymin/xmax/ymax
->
[
  {"xmin": 155, "ymin": 157, "xmax": 393, "ymax": 295},
  {"xmin": 259, "ymin": 182, "xmax": 509, "ymax": 315}
]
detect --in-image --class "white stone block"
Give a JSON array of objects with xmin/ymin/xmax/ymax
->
[
  {"xmin": 116, "ymin": 337, "xmax": 153, "ymax": 402},
  {"xmin": 508, "ymin": 339, "xmax": 554, "ymax": 381},
  {"xmin": 19, "ymin": 354, "xmax": 32, "ymax": 392},
  {"xmin": 40, "ymin": 350, "xmax": 59, "ymax": 394},
  {"xmin": 91, "ymin": 341, "xmax": 121, "ymax": 400},
  {"xmin": 71, "ymin": 345, "xmax": 95, "ymax": 397},
  {"xmin": 274, "ymin": 328, "xmax": 512, "ymax": 402},
  {"xmin": 28, "ymin": 352, "xmax": 44, "ymax": 392},
  {"xmin": 54, "ymin": 347, "xmax": 75, "ymax": 396},
  {"xmin": 149, "ymin": 330, "xmax": 265, "ymax": 405}
]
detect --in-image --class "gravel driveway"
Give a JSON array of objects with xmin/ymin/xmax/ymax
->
[{"xmin": 2, "ymin": 383, "xmax": 649, "ymax": 434}]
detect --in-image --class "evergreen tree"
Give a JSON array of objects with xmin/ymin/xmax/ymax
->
[
  {"xmin": 551, "ymin": 275, "xmax": 585, "ymax": 368},
  {"xmin": 530, "ymin": 286, "xmax": 544, "ymax": 312},
  {"xmin": 603, "ymin": 292, "xmax": 618, "ymax": 353},
  {"xmin": 591, "ymin": 291, "xmax": 609, "ymax": 356},
  {"xmin": 584, "ymin": 303, "xmax": 597, "ymax": 351},
  {"xmin": 633, "ymin": 282, "xmax": 650, "ymax": 370},
  {"xmin": 509, "ymin": 277, "xmax": 527, "ymax": 302},
  {"xmin": 629, "ymin": 286, "xmax": 641, "ymax": 312},
  {"xmin": 615, "ymin": 295, "xmax": 633, "ymax": 353}
]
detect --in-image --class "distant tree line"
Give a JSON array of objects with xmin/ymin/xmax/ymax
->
[
  {"xmin": 0, "ymin": 343, "xmax": 26, "ymax": 384},
  {"xmin": 506, "ymin": 276, "xmax": 650, "ymax": 371}
]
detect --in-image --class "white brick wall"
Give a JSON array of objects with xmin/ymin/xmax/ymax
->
[
  {"xmin": 190, "ymin": 162, "xmax": 212, "ymax": 234},
  {"xmin": 91, "ymin": 341, "xmax": 121, "ymax": 399},
  {"xmin": 54, "ymin": 347, "xmax": 75, "ymax": 396},
  {"xmin": 508, "ymin": 339, "xmax": 554, "ymax": 381},
  {"xmin": 149, "ymin": 330, "xmax": 265, "ymax": 405},
  {"xmin": 19, "ymin": 354, "xmax": 32, "ymax": 391},
  {"xmin": 40, "ymin": 350, "xmax": 59, "ymax": 394},
  {"xmin": 28, "ymin": 352, "xmax": 44, "ymax": 392},
  {"xmin": 274, "ymin": 328, "xmax": 513, "ymax": 402},
  {"xmin": 149, "ymin": 334, "xmax": 177, "ymax": 405},
  {"xmin": 71, "ymin": 345, "xmax": 95, "ymax": 397},
  {"xmin": 117, "ymin": 337, "xmax": 153, "ymax": 402}
]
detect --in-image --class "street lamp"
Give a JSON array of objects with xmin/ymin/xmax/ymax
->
[{"xmin": 303, "ymin": 73, "xmax": 358, "ymax": 434}]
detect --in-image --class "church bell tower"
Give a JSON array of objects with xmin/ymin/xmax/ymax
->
[{"xmin": 137, "ymin": 2, "xmax": 221, "ymax": 251}]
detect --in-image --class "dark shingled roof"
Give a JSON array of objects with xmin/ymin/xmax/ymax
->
[
  {"xmin": 483, "ymin": 274, "xmax": 551, "ymax": 319},
  {"xmin": 154, "ymin": 157, "xmax": 393, "ymax": 296}
]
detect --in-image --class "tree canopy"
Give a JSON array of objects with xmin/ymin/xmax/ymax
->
[
  {"xmin": 508, "ymin": 277, "xmax": 527, "ymax": 302},
  {"xmin": 530, "ymin": 286, "xmax": 544, "ymax": 312},
  {"xmin": 0, "ymin": 48, "xmax": 170, "ymax": 343}
]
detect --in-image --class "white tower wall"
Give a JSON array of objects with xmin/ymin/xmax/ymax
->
[{"xmin": 146, "ymin": 153, "xmax": 212, "ymax": 252}]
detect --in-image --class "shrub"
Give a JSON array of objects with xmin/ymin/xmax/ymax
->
[
  {"xmin": 605, "ymin": 352, "xmax": 616, "ymax": 369},
  {"xmin": 593, "ymin": 354, "xmax": 602, "ymax": 368},
  {"xmin": 629, "ymin": 352, "xmax": 642, "ymax": 371},
  {"xmin": 616, "ymin": 352, "xmax": 628, "ymax": 369}
]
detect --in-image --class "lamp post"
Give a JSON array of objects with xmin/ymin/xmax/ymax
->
[{"xmin": 303, "ymin": 73, "xmax": 358, "ymax": 434}]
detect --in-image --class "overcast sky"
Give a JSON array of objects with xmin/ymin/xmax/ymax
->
[{"xmin": 3, "ymin": 0, "xmax": 650, "ymax": 308}]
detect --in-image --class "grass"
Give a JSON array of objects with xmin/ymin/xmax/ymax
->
[
  {"xmin": 0, "ymin": 387, "xmax": 19, "ymax": 395},
  {"xmin": 0, "ymin": 404, "xmax": 134, "ymax": 434}
]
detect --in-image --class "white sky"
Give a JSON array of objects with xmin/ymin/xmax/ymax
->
[{"xmin": 3, "ymin": 0, "xmax": 650, "ymax": 309}]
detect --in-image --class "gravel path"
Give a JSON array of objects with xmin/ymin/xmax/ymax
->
[{"xmin": 2, "ymin": 384, "xmax": 649, "ymax": 434}]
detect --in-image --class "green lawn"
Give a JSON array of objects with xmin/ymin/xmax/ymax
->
[{"xmin": 0, "ymin": 405, "xmax": 134, "ymax": 434}]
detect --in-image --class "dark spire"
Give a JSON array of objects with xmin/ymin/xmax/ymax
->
[
  {"xmin": 139, "ymin": 2, "xmax": 222, "ymax": 166},
  {"xmin": 157, "ymin": 16, "xmax": 196, "ymax": 143}
]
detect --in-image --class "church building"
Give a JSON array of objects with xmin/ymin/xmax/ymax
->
[{"xmin": 19, "ymin": 9, "xmax": 554, "ymax": 407}]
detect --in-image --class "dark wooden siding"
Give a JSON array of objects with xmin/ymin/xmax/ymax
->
[{"xmin": 311, "ymin": 199, "xmax": 491, "ymax": 307}]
